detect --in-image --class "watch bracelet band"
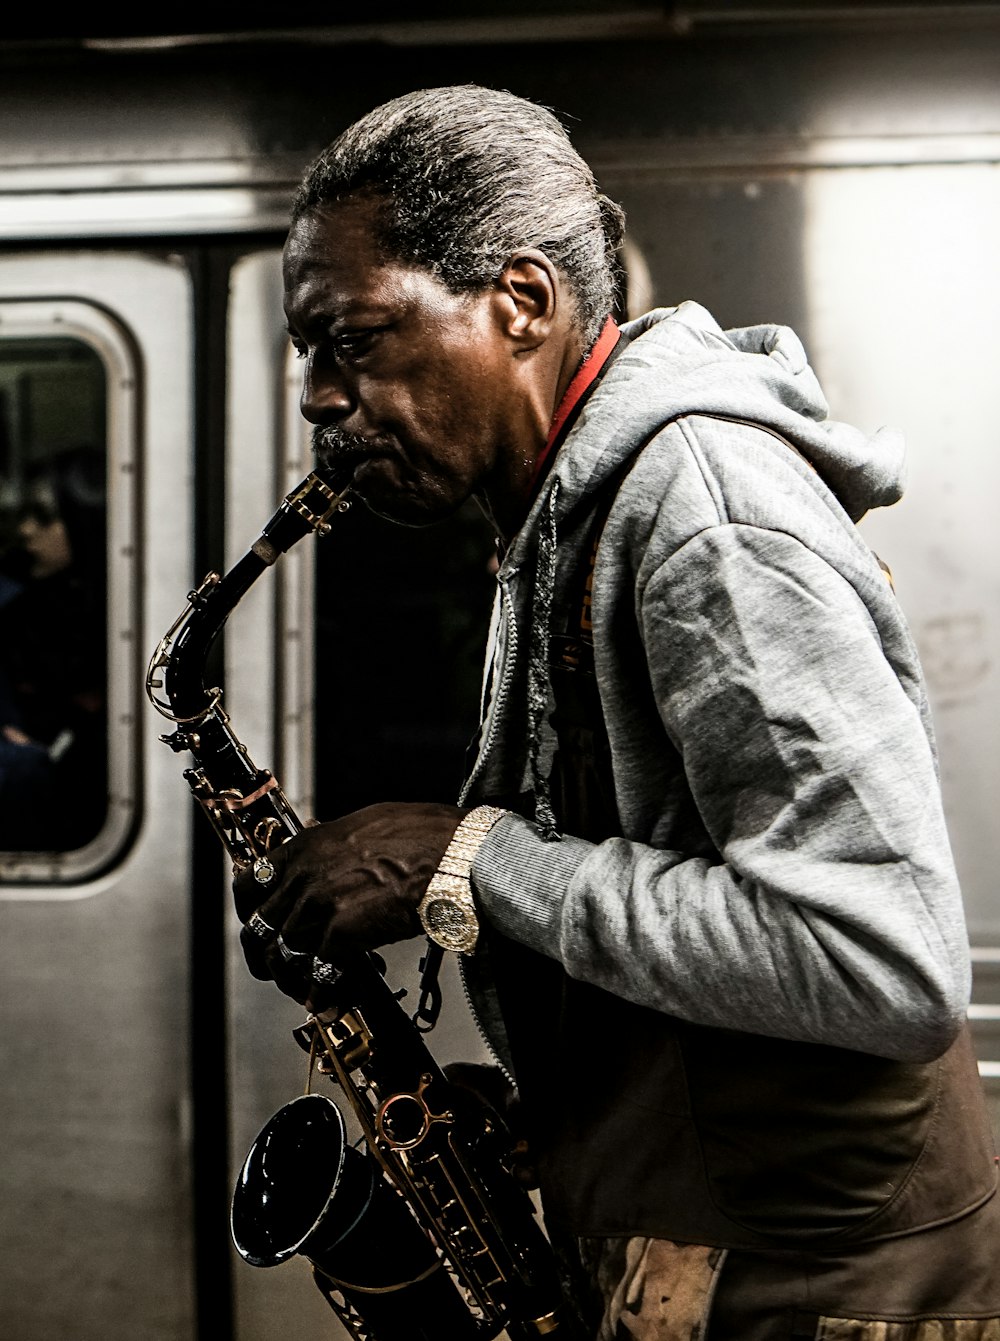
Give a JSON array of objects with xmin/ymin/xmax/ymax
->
[
  {"xmin": 434, "ymin": 805, "xmax": 508, "ymax": 879},
  {"xmin": 418, "ymin": 805, "xmax": 508, "ymax": 951}
]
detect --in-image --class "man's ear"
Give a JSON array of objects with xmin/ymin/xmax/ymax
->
[{"xmin": 494, "ymin": 250, "xmax": 560, "ymax": 350}]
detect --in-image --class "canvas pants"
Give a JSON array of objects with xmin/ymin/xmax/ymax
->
[{"xmin": 552, "ymin": 1191, "xmax": 1000, "ymax": 1341}]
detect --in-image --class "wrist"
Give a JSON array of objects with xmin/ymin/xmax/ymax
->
[{"xmin": 417, "ymin": 805, "xmax": 508, "ymax": 953}]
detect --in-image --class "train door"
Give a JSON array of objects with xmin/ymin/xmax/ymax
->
[
  {"xmin": 222, "ymin": 248, "xmax": 336, "ymax": 1340},
  {"xmin": 0, "ymin": 254, "xmax": 196, "ymax": 1340}
]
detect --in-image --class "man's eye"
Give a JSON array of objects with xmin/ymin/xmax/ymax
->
[
  {"xmin": 333, "ymin": 328, "xmax": 383, "ymax": 362},
  {"xmin": 288, "ymin": 327, "xmax": 384, "ymax": 365}
]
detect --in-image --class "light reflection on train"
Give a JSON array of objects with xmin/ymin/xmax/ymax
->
[{"xmin": 0, "ymin": 11, "xmax": 999, "ymax": 1340}]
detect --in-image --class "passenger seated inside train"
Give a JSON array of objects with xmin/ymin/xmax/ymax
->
[{"xmin": 0, "ymin": 448, "xmax": 107, "ymax": 851}]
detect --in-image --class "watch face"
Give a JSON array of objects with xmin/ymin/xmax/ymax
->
[{"xmin": 421, "ymin": 894, "xmax": 478, "ymax": 954}]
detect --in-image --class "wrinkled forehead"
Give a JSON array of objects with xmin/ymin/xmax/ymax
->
[
  {"xmin": 283, "ymin": 220, "xmax": 361, "ymax": 328},
  {"xmin": 282, "ymin": 200, "xmax": 402, "ymax": 315},
  {"xmin": 284, "ymin": 196, "xmax": 388, "ymax": 274},
  {"xmin": 283, "ymin": 210, "xmax": 350, "ymax": 277}
]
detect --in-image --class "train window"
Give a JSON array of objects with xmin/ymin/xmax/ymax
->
[{"xmin": 0, "ymin": 303, "xmax": 139, "ymax": 884}]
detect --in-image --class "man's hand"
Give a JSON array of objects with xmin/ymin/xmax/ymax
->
[{"xmin": 232, "ymin": 801, "xmax": 467, "ymax": 1003}]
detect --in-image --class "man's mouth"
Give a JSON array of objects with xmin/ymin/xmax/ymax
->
[
  {"xmin": 311, "ymin": 424, "xmax": 372, "ymax": 470},
  {"xmin": 311, "ymin": 426, "xmax": 398, "ymax": 496}
]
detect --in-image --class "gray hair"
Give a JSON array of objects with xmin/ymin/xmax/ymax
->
[{"xmin": 292, "ymin": 85, "xmax": 625, "ymax": 347}]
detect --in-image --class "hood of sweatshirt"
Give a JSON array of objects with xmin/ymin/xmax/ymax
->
[
  {"xmin": 531, "ymin": 301, "xmax": 906, "ymax": 537},
  {"xmin": 482, "ymin": 301, "xmax": 908, "ymax": 838}
]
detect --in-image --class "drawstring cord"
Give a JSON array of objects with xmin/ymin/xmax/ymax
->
[{"xmin": 525, "ymin": 478, "xmax": 562, "ymax": 842}]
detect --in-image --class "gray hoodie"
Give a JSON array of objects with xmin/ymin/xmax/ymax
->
[{"xmin": 463, "ymin": 300, "xmax": 969, "ymax": 1069}]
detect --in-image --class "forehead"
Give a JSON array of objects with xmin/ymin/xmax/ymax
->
[
  {"xmin": 283, "ymin": 201, "xmax": 488, "ymax": 346},
  {"xmin": 283, "ymin": 199, "xmax": 414, "ymax": 323},
  {"xmin": 284, "ymin": 196, "xmax": 380, "ymax": 276}
]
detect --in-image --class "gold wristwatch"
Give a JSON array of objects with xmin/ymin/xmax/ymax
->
[{"xmin": 417, "ymin": 806, "xmax": 508, "ymax": 954}]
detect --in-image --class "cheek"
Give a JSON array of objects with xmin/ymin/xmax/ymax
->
[
  {"xmin": 372, "ymin": 331, "xmax": 506, "ymax": 461},
  {"xmin": 389, "ymin": 373, "xmax": 486, "ymax": 448},
  {"xmin": 436, "ymin": 346, "xmax": 506, "ymax": 426}
]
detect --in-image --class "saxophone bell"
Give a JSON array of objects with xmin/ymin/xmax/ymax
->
[
  {"xmin": 151, "ymin": 466, "xmax": 570, "ymax": 1340},
  {"xmin": 231, "ymin": 1093, "xmax": 481, "ymax": 1341}
]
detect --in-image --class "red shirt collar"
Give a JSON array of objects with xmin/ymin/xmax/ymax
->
[{"xmin": 528, "ymin": 316, "xmax": 622, "ymax": 496}]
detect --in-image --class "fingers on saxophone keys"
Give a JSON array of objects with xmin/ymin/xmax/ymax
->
[
  {"xmin": 252, "ymin": 856, "xmax": 277, "ymax": 887},
  {"xmin": 232, "ymin": 850, "xmax": 286, "ymax": 922},
  {"xmin": 312, "ymin": 957, "xmax": 343, "ymax": 987},
  {"xmin": 240, "ymin": 922, "xmax": 276, "ymax": 981},
  {"xmin": 246, "ymin": 910, "xmax": 276, "ymax": 941},
  {"xmin": 239, "ymin": 909, "xmax": 289, "ymax": 982},
  {"xmin": 276, "ymin": 934, "xmax": 311, "ymax": 964}
]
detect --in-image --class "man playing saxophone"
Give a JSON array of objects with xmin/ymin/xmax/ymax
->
[{"xmin": 233, "ymin": 85, "xmax": 1000, "ymax": 1340}]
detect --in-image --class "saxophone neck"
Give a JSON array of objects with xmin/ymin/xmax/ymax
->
[
  {"xmin": 146, "ymin": 466, "xmax": 352, "ymax": 868},
  {"xmin": 146, "ymin": 468, "xmax": 351, "ymax": 727}
]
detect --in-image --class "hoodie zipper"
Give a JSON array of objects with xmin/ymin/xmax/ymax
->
[
  {"xmin": 458, "ymin": 571, "xmax": 520, "ymax": 807},
  {"xmin": 457, "ymin": 571, "xmax": 522, "ymax": 1086},
  {"xmin": 457, "ymin": 956, "xmax": 516, "ymax": 1087}
]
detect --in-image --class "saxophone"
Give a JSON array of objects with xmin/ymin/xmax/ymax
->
[{"xmin": 146, "ymin": 470, "xmax": 567, "ymax": 1341}]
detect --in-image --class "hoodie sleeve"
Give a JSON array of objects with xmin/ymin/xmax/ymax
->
[{"xmin": 472, "ymin": 522, "xmax": 970, "ymax": 1063}]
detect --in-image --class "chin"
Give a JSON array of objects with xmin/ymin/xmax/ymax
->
[
  {"xmin": 356, "ymin": 486, "xmax": 460, "ymax": 529},
  {"xmin": 352, "ymin": 461, "xmax": 466, "ymax": 528}
]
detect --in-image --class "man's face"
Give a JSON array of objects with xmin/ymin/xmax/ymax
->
[{"xmin": 283, "ymin": 198, "xmax": 522, "ymax": 527}]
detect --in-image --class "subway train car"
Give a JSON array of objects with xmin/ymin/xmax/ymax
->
[{"xmin": 1, "ymin": 5, "xmax": 999, "ymax": 1339}]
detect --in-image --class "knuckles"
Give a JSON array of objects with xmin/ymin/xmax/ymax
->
[{"xmin": 232, "ymin": 802, "xmax": 465, "ymax": 992}]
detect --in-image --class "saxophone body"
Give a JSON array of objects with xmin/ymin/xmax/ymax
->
[{"xmin": 147, "ymin": 470, "xmax": 567, "ymax": 1341}]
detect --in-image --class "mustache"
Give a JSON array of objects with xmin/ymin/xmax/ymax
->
[{"xmin": 311, "ymin": 424, "xmax": 373, "ymax": 467}]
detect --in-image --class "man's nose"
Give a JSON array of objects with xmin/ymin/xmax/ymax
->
[{"xmin": 299, "ymin": 353, "xmax": 355, "ymax": 426}]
